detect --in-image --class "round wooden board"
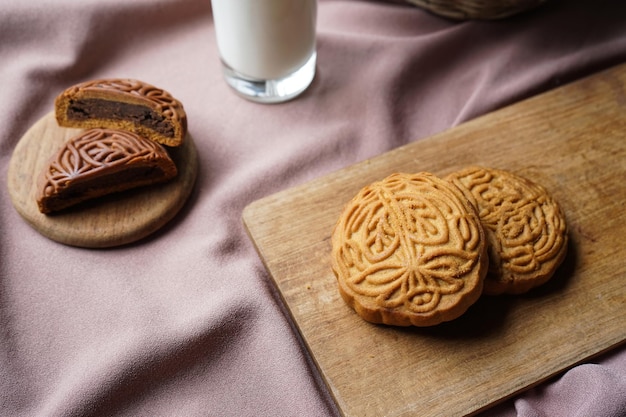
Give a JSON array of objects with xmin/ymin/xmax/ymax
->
[{"xmin": 7, "ymin": 112, "xmax": 198, "ymax": 248}]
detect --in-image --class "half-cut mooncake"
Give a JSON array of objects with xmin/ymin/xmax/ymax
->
[
  {"xmin": 55, "ymin": 78, "xmax": 187, "ymax": 147},
  {"xmin": 37, "ymin": 128, "xmax": 177, "ymax": 214}
]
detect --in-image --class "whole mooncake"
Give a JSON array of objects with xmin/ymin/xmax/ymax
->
[
  {"xmin": 446, "ymin": 166, "xmax": 568, "ymax": 295},
  {"xmin": 331, "ymin": 172, "xmax": 488, "ymax": 327},
  {"xmin": 37, "ymin": 128, "xmax": 178, "ymax": 214},
  {"xmin": 55, "ymin": 78, "xmax": 187, "ymax": 147}
]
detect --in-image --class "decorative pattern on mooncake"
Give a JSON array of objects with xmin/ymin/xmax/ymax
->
[
  {"xmin": 37, "ymin": 128, "xmax": 178, "ymax": 214},
  {"xmin": 331, "ymin": 172, "xmax": 488, "ymax": 327},
  {"xmin": 55, "ymin": 78, "xmax": 187, "ymax": 147},
  {"xmin": 446, "ymin": 166, "xmax": 568, "ymax": 295}
]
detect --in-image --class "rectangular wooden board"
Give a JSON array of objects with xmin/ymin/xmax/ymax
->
[{"xmin": 243, "ymin": 64, "xmax": 626, "ymax": 417}]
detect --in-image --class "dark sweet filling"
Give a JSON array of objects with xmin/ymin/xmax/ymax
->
[
  {"xmin": 45, "ymin": 166, "xmax": 163, "ymax": 212},
  {"xmin": 67, "ymin": 98, "xmax": 175, "ymax": 137},
  {"xmin": 70, "ymin": 166, "xmax": 160, "ymax": 196}
]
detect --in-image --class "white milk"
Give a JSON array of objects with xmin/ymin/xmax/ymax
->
[{"xmin": 211, "ymin": 0, "xmax": 316, "ymax": 81}]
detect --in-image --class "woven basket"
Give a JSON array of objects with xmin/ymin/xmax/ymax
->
[{"xmin": 405, "ymin": 0, "xmax": 547, "ymax": 20}]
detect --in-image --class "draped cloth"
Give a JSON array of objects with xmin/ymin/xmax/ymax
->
[{"xmin": 1, "ymin": 1, "xmax": 625, "ymax": 416}]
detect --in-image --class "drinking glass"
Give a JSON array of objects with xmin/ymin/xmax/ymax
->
[{"xmin": 211, "ymin": 0, "xmax": 317, "ymax": 103}]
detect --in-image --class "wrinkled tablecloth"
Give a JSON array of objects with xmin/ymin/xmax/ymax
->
[{"xmin": 1, "ymin": 1, "xmax": 625, "ymax": 416}]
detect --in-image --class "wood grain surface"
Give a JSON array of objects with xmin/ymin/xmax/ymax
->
[
  {"xmin": 243, "ymin": 64, "xmax": 626, "ymax": 417},
  {"xmin": 7, "ymin": 112, "xmax": 198, "ymax": 248}
]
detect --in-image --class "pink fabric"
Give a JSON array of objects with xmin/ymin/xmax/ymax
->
[{"xmin": 1, "ymin": 1, "xmax": 625, "ymax": 416}]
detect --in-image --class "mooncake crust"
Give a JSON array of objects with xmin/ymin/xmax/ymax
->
[
  {"xmin": 55, "ymin": 78, "xmax": 187, "ymax": 147},
  {"xmin": 331, "ymin": 172, "xmax": 488, "ymax": 327},
  {"xmin": 446, "ymin": 166, "xmax": 568, "ymax": 295},
  {"xmin": 37, "ymin": 128, "xmax": 178, "ymax": 214}
]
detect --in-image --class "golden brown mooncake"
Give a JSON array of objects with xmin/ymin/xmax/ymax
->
[
  {"xmin": 446, "ymin": 166, "xmax": 568, "ymax": 295},
  {"xmin": 55, "ymin": 78, "xmax": 187, "ymax": 147},
  {"xmin": 37, "ymin": 128, "xmax": 178, "ymax": 214},
  {"xmin": 331, "ymin": 172, "xmax": 488, "ymax": 327}
]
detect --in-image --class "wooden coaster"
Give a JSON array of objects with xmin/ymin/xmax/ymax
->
[{"xmin": 7, "ymin": 112, "xmax": 198, "ymax": 248}]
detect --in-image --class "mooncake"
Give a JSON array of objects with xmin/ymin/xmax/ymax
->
[
  {"xmin": 37, "ymin": 128, "xmax": 178, "ymax": 214},
  {"xmin": 331, "ymin": 172, "xmax": 488, "ymax": 327},
  {"xmin": 446, "ymin": 166, "xmax": 568, "ymax": 295},
  {"xmin": 55, "ymin": 78, "xmax": 187, "ymax": 147}
]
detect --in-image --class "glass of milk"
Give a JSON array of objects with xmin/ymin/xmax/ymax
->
[{"xmin": 211, "ymin": 0, "xmax": 317, "ymax": 104}]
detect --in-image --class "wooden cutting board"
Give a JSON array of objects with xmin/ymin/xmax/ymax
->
[
  {"xmin": 7, "ymin": 112, "xmax": 198, "ymax": 248},
  {"xmin": 242, "ymin": 64, "xmax": 626, "ymax": 417}
]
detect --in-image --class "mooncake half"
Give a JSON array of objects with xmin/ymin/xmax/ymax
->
[
  {"xmin": 37, "ymin": 128, "xmax": 178, "ymax": 214},
  {"xmin": 55, "ymin": 78, "xmax": 187, "ymax": 147}
]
